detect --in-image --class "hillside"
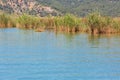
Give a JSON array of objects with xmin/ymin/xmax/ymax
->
[
  {"xmin": 36, "ymin": 0, "xmax": 120, "ymax": 17},
  {"xmin": 0, "ymin": 0, "xmax": 120, "ymax": 17},
  {"xmin": 0, "ymin": 0, "xmax": 59, "ymax": 16}
]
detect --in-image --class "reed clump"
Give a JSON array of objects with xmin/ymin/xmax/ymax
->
[
  {"xmin": 87, "ymin": 12, "xmax": 120, "ymax": 34},
  {"xmin": 16, "ymin": 14, "xmax": 44, "ymax": 30},
  {"xmin": 0, "ymin": 13, "xmax": 15, "ymax": 28},
  {"xmin": 53, "ymin": 14, "xmax": 89, "ymax": 32},
  {"xmin": 111, "ymin": 18, "xmax": 120, "ymax": 32}
]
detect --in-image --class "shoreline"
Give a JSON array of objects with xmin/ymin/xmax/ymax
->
[{"xmin": 0, "ymin": 12, "xmax": 120, "ymax": 34}]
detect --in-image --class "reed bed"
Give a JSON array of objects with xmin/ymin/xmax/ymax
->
[{"xmin": 0, "ymin": 12, "xmax": 120, "ymax": 34}]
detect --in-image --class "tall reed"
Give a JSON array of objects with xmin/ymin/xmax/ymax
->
[
  {"xmin": 0, "ymin": 12, "xmax": 120, "ymax": 34},
  {"xmin": 16, "ymin": 14, "xmax": 43, "ymax": 29},
  {"xmin": 86, "ymin": 12, "xmax": 118, "ymax": 34},
  {"xmin": 0, "ymin": 13, "xmax": 15, "ymax": 28}
]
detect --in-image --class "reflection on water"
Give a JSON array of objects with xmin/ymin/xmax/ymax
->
[
  {"xmin": 0, "ymin": 28, "xmax": 120, "ymax": 80},
  {"xmin": 88, "ymin": 34, "xmax": 120, "ymax": 49}
]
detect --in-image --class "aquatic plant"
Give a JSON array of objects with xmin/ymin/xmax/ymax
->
[
  {"xmin": 0, "ymin": 12, "xmax": 120, "ymax": 34},
  {"xmin": 0, "ymin": 13, "xmax": 15, "ymax": 28},
  {"xmin": 16, "ymin": 14, "xmax": 43, "ymax": 29},
  {"xmin": 86, "ymin": 12, "xmax": 117, "ymax": 34},
  {"xmin": 54, "ymin": 14, "xmax": 82, "ymax": 32}
]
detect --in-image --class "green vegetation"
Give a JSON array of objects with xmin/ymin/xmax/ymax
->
[
  {"xmin": 0, "ymin": 12, "xmax": 120, "ymax": 34},
  {"xmin": 0, "ymin": 13, "xmax": 15, "ymax": 28},
  {"xmin": 16, "ymin": 14, "xmax": 42, "ymax": 29},
  {"xmin": 87, "ymin": 12, "xmax": 120, "ymax": 34},
  {"xmin": 36, "ymin": 0, "xmax": 120, "ymax": 17}
]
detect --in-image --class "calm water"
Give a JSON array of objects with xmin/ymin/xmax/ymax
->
[{"xmin": 0, "ymin": 29, "xmax": 120, "ymax": 80}]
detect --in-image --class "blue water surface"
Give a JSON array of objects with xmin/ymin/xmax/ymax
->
[{"xmin": 0, "ymin": 28, "xmax": 120, "ymax": 80}]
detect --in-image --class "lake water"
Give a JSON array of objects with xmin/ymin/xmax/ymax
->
[{"xmin": 0, "ymin": 28, "xmax": 120, "ymax": 80}]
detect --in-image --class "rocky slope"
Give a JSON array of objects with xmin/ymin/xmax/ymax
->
[{"xmin": 0, "ymin": 0, "xmax": 59, "ymax": 16}]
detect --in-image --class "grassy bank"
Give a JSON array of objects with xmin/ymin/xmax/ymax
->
[{"xmin": 0, "ymin": 12, "xmax": 120, "ymax": 34}]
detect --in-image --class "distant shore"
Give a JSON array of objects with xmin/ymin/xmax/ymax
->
[{"xmin": 0, "ymin": 12, "xmax": 120, "ymax": 34}]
